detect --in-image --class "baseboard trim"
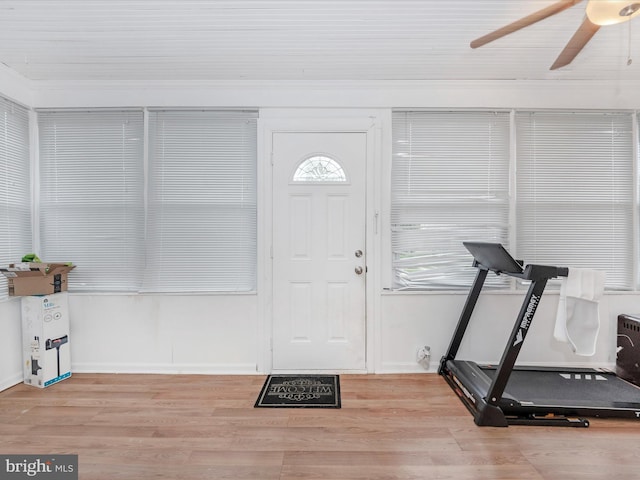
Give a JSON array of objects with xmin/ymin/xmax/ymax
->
[
  {"xmin": 378, "ymin": 362, "xmax": 431, "ymax": 373},
  {"xmin": 378, "ymin": 360, "xmax": 616, "ymax": 374},
  {"xmin": 71, "ymin": 362, "xmax": 260, "ymax": 375},
  {"xmin": 0, "ymin": 373, "xmax": 24, "ymax": 393}
]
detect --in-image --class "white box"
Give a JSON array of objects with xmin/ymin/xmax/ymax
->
[{"xmin": 21, "ymin": 292, "xmax": 71, "ymax": 388}]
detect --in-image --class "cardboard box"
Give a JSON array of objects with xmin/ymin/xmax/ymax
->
[
  {"xmin": 21, "ymin": 292, "xmax": 71, "ymax": 388},
  {"xmin": 617, "ymin": 314, "xmax": 640, "ymax": 387},
  {"xmin": 0, "ymin": 262, "xmax": 75, "ymax": 296}
]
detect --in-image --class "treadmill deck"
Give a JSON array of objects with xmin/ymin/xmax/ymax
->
[
  {"xmin": 446, "ymin": 359, "xmax": 640, "ymax": 414},
  {"xmin": 480, "ymin": 363, "xmax": 640, "ymax": 409}
]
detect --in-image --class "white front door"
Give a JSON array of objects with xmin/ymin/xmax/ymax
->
[{"xmin": 272, "ymin": 131, "xmax": 367, "ymax": 371}]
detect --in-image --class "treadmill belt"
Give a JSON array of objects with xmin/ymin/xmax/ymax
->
[{"xmin": 482, "ymin": 367, "xmax": 640, "ymax": 408}]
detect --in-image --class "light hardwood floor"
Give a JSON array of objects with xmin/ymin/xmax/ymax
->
[{"xmin": 1, "ymin": 373, "xmax": 639, "ymax": 479}]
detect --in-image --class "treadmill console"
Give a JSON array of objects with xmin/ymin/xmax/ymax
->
[{"xmin": 463, "ymin": 241, "xmax": 524, "ymax": 274}]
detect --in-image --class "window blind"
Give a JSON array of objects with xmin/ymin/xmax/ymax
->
[
  {"xmin": 515, "ymin": 111, "xmax": 634, "ymax": 290},
  {"xmin": 391, "ymin": 111, "xmax": 511, "ymax": 289},
  {"xmin": 38, "ymin": 110, "xmax": 145, "ymax": 292},
  {"xmin": 143, "ymin": 110, "xmax": 257, "ymax": 292},
  {"xmin": 0, "ymin": 97, "xmax": 31, "ymax": 301}
]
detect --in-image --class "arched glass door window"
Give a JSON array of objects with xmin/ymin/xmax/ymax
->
[{"xmin": 292, "ymin": 154, "xmax": 348, "ymax": 183}]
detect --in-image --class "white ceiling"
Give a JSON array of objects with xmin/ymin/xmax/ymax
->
[{"xmin": 1, "ymin": 0, "xmax": 639, "ymax": 83}]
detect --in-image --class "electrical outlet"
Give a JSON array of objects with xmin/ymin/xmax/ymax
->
[{"xmin": 416, "ymin": 345, "xmax": 431, "ymax": 369}]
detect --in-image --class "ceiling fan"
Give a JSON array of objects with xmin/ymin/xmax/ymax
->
[{"xmin": 471, "ymin": 0, "xmax": 640, "ymax": 70}]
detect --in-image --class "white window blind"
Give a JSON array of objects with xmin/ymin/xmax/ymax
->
[
  {"xmin": 391, "ymin": 111, "xmax": 511, "ymax": 289},
  {"xmin": 0, "ymin": 97, "xmax": 31, "ymax": 302},
  {"xmin": 38, "ymin": 110, "xmax": 145, "ymax": 292},
  {"xmin": 143, "ymin": 110, "xmax": 257, "ymax": 292},
  {"xmin": 515, "ymin": 111, "xmax": 634, "ymax": 290}
]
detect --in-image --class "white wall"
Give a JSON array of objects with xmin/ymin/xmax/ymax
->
[
  {"xmin": 30, "ymin": 79, "xmax": 640, "ymax": 110},
  {"xmin": 3, "ymin": 77, "xmax": 640, "ymax": 390},
  {"xmin": 0, "ymin": 300, "xmax": 23, "ymax": 390},
  {"xmin": 379, "ymin": 292, "xmax": 640, "ymax": 373},
  {"xmin": 68, "ymin": 295, "xmax": 258, "ymax": 374},
  {"xmin": 0, "ymin": 63, "xmax": 32, "ymax": 107}
]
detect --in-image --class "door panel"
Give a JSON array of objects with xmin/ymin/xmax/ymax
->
[{"xmin": 272, "ymin": 132, "xmax": 366, "ymax": 371}]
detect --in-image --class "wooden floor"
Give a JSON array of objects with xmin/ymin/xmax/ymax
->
[{"xmin": 1, "ymin": 373, "xmax": 640, "ymax": 479}]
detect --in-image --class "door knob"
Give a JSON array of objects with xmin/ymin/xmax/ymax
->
[
  {"xmin": 355, "ymin": 250, "xmax": 363, "ymax": 258},
  {"xmin": 355, "ymin": 266, "xmax": 363, "ymax": 275}
]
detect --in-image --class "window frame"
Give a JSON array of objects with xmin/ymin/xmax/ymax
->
[
  {"xmin": 37, "ymin": 109, "xmax": 146, "ymax": 292},
  {"xmin": 142, "ymin": 109, "xmax": 258, "ymax": 293},
  {"xmin": 0, "ymin": 96, "xmax": 31, "ymax": 302},
  {"xmin": 390, "ymin": 110, "xmax": 512, "ymax": 290},
  {"xmin": 389, "ymin": 109, "xmax": 638, "ymax": 292},
  {"xmin": 35, "ymin": 108, "xmax": 259, "ymax": 294}
]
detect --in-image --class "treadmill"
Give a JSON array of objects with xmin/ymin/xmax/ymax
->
[{"xmin": 438, "ymin": 241, "xmax": 640, "ymax": 427}]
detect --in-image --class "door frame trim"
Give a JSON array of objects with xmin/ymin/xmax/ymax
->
[{"xmin": 257, "ymin": 111, "xmax": 383, "ymax": 374}]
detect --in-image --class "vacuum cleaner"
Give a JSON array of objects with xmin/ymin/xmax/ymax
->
[{"xmin": 45, "ymin": 335, "xmax": 69, "ymax": 377}]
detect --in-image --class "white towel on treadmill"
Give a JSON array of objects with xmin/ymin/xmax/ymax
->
[{"xmin": 554, "ymin": 268, "xmax": 605, "ymax": 356}]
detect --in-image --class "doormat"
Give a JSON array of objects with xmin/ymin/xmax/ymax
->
[{"xmin": 254, "ymin": 374, "xmax": 341, "ymax": 408}]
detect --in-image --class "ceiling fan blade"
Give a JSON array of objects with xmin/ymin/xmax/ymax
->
[
  {"xmin": 471, "ymin": 0, "xmax": 583, "ymax": 49},
  {"xmin": 550, "ymin": 15, "xmax": 600, "ymax": 70}
]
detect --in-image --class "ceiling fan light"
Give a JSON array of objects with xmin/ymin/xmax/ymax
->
[
  {"xmin": 620, "ymin": 2, "xmax": 640, "ymax": 15},
  {"xmin": 586, "ymin": 0, "xmax": 640, "ymax": 25}
]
